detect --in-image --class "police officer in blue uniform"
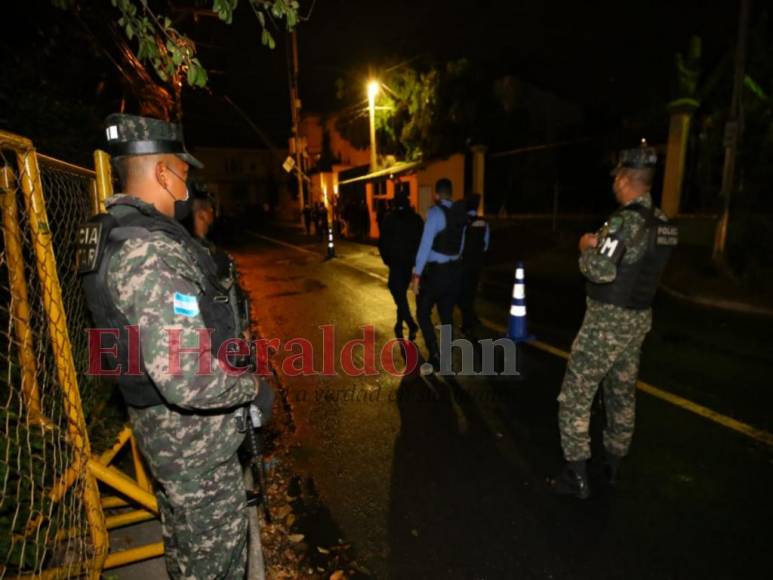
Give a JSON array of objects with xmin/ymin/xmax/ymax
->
[{"xmin": 411, "ymin": 178, "xmax": 468, "ymax": 373}]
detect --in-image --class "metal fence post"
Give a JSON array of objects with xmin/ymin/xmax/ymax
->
[
  {"xmin": 16, "ymin": 144, "xmax": 108, "ymax": 578},
  {"xmin": 93, "ymin": 149, "xmax": 113, "ymax": 214},
  {"xmin": 0, "ymin": 166, "xmax": 43, "ymax": 423}
]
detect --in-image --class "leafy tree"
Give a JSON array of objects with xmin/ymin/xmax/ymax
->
[
  {"xmin": 51, "ymin": 0, "xmax": 300, "ymax": 120},
  {"xmin": 725, "ymin": 11, "xmax": 773, "ymax": 280},
  {"xmin": 335, "ymin": 59, "xmax": 485, "ymax": 162}
]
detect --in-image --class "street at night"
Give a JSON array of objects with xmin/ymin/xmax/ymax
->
[
  {"xmin": 228, "ymin": 225, "xmax": 773, "ymax": 579},
  {"xmin": 2, "ymin": 1, "xmax": 773, "ymax": 579}
]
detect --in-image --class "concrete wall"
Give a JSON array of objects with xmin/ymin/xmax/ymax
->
[
  {"xmin": 191, "ymin": 146, "xmax": 289, "ymax": 218},
  {"xmin": 360, "ymin": 155, "xmax": 467, "ymax": 237},
  {"xmin": 673, "ymin": 215, "xmax": 718, "ymax": 246},
  {"xmin": 416, "ymin": 154, "xmax": 466, "ymax": 218}
]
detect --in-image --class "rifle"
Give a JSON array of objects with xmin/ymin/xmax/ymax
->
[
  {"xmin": 228, "ymin": 257, "xmax": 269, "ymax": 520},
  {"xmin": 222, "ymin": 256, "xmax": 257, "ymax": 371},
  {"xmin": 236, "ymin": 401, "xmax": 272, "ymax": 523}
]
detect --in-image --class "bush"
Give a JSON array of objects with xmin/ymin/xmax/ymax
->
[{"xmin": 727, "ymin": 211, "xmax": 773, "ymax": 285}]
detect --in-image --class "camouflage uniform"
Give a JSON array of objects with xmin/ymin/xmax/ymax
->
[
  {"xmin": 106, "ymin": 195, "xmax": 256, "ymax": 579},
  {"xmin": 557, "ymin": 193, "xmax": 664, "ymax": 462}
]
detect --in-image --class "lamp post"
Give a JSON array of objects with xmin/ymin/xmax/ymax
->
[{"xmin": 367, "ymin": 79, "xmax": 379, "ymax": 172}]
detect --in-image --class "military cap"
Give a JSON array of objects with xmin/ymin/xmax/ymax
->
[
  {"xmin": 104, "ymin": 113, "xmax": 203, "ymax": 169},
  {"xmin": 611, "ymin": 146, "xmax": 657, "ymax": 175}
]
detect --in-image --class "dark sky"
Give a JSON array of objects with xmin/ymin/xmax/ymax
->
[
  {"xmin": 191, "ymin": 0, "xmax": 741, "ymax": 147},
  {"xmin": 2, "ymin": 0, "xmax": 744, "ymax": 154}
]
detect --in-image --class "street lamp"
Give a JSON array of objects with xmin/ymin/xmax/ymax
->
[{"xmin": 367, "ymin": 79, "xmax": 379, "ymax": 172}]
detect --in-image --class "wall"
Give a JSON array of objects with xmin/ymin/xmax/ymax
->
[
  {"xmin": 360, "ymin": 155, "xmax": 466, "ymax": 238},
  {"xmin": 416, "ymin": 154, "xmax": 466, "ymax": 217},
  {"xmin": 191, "ymin": 146, "xmax": 289, "ymax": 218}
]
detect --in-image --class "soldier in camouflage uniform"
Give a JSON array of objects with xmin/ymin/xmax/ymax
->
[
  {"xmin": 79, "ymin": 114, "xmax": 265, "ymax": 578},
  {"xmin": 548, "ymin": 147, "xmax": 677, "ymax": 499}
]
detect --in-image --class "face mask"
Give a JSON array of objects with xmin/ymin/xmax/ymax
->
[
  {"xmin": 173, "ymin": 193, "xmax": 193, "ymax": 222},
  {"xmin": 164, "ymin": 165, "xmax": 192, "ymax": 222}
]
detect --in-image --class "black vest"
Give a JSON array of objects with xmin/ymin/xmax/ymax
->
[
  {"xmin": 431, "ymin": 202, "xmax": 467, "ymax": 256},
  {"xmin": 77, "ymin": 198, "xmax": 241, "ymax": 408},
  {"xmin": 586, "ymin": 204, "xmax": 678, "ymax": 310}
]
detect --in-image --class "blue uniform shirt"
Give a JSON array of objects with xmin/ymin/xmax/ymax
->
[{"xmin": 414, "ymin": 199, "xmax": 466, "ymax": 276}]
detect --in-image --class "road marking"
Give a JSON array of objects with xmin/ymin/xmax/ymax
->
[
  {"xmin": 481, "ymin": 317, "xmax": 773, "ymax": 448},
  {"xmin": 248, "ymin": 232, "xmax": 318, "ymax": 256},
  {"xmin": 250, "ymin": 231, "xmax": 389, "ymax": 283},
  {"xmin": 345, "ymin": 265, "xmax": 388, "ymax": 283},
  {"xmin": 250, "ymin": 231, "xmax": 773, "ymax": 448}
]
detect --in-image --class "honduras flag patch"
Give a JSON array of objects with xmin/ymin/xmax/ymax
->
[{"xmin": 173, "ymin": 292, "xmax": 200, "ymax": 317}]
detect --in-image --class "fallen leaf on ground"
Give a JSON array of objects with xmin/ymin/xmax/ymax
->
[{"xmin": 274, "ymin": 504, "xmax": 292, "ymax": 519}]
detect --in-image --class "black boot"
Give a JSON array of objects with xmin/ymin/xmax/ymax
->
[
  {"xmin": 604, "ymin": 452, "xmax": 623, "ymax": 486},
  {"xmin": 547, "ymin": 461, "xmax": 591, "ymax": 499}
]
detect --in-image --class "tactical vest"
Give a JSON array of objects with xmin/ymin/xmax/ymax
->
[
  {"xmin": 200, "ymin": 240, "xmax": 250, "ymax": 339},
  {"xmin": 586, "ymin": 204, "xmax": 678, "ymax": 310},
  {"xmin": 431, "ymin": 202, "xmax": 467, "ymax": 256},
  {"xmin": 77, "ymin": 199, "xmax": 241, "ymax": 408},
  {"xmin": 462, "ymin": 217, "xmax": 487, "ymax": 261},
  {"xmin": 224, "ymin": 258, "xmax": 249, "ymax": 335}
]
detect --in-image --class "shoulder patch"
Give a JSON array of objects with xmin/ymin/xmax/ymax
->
[
  {"xmin": 173, "ymin": 292, "xmax": 200, "ymax": 317},
  {"xmin": 607, "ymin": 216, "xmax": 623, "ymax": 234},
  {"xmin": 596, "ymin": 232, "xmax": 625, "ymax": 263}
]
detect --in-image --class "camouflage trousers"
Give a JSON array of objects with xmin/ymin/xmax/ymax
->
[
  {"xmin": 557, "ymin": 299, "xmax": 652, "ymax": 462},
  {"xmin": 129, "ymin": 405, "xmax": 249, "ymax": 580}
]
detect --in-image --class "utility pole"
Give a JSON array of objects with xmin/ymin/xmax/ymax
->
[
  {"xmin": 713, "ymin": 0, "xmax": 751, "ymax": 262},
  {"xmin": 289, "ymin": 30, "xmax": 305, "ymax": 222},
  {"xmin": 367, "ymin": 80, "xmax": 379, "ymax": 172}
]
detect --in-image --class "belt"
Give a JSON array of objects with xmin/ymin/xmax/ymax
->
[{"xmin": 424, "ymin": 259, "xmax": 460, "ymax": 270}]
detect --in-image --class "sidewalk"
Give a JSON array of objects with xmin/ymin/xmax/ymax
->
[
  {"xmin": 265, "ymin": 218, "xmax": 773, "ymax": 317},
  {"xmin": 660, "ymin": 244, "xmax": 773, "ymax": 316}
]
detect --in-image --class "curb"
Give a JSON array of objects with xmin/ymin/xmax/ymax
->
[{"xmin": 659, "ymin": 283, "xmax": 773, "ymax": 318}]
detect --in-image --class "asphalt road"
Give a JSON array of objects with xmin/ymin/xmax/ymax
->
[{"xmin": 231, "ymin": 227, "xmax": 773, "ymax": 580}]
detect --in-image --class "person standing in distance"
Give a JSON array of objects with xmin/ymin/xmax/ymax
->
[
  {"xmin": 187, "ymin": 188, "xmax": 256, "ymax": 347},
  {"xmin": 190, "ymin": 188, "xmax": 216, "ymax": 246},
  {"xmin": 411, "ymin": 178, "xmax": 468, "ymax": 373},
  {"xmin": 458, "ymin": 192, "xmax": 490, "ymax": 336},
  {"xmin": 78, "ymin": 114, "xmax": 266, "ymax": 578},
  {"xmin": 547, "ymin": 147, "xmax": 677, "ymax": 499},
  {"xmin": 302, "ymin": 202, "xmax": 312, "ymax": 235},
  {"xmin": 378, "ymin": 188, "xmax": 424, "ymax": 341}
]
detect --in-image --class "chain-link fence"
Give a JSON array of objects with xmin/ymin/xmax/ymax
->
[
  {"xmin": 37, "ymin": 154, "xmax": 119, "ymax": 431},
  {"xmin": 0, "ymin": 136, "xmax": 107, "ymax": 578}
]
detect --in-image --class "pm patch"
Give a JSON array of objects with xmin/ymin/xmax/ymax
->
[
  {"xmin": 597, "ymin": 233, "xmax": 625, "ymax": 263},
  {"xmin": 173, "ymin": 292, "xmax": 200, "ymax": 317}
]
